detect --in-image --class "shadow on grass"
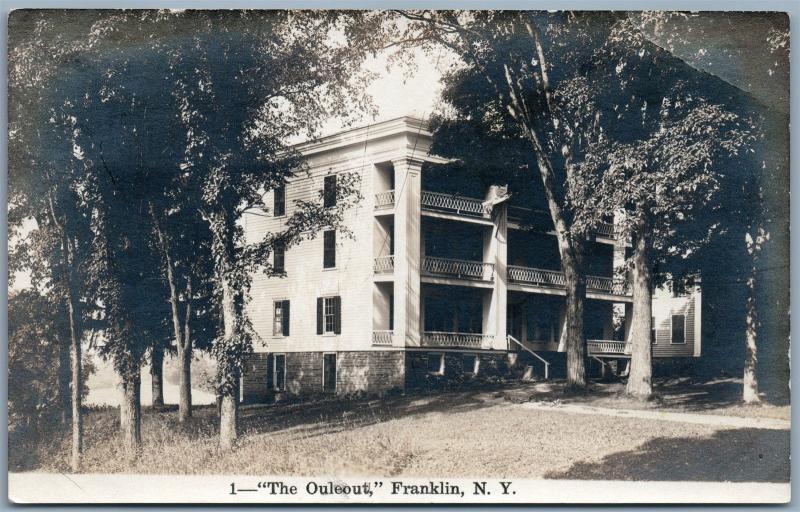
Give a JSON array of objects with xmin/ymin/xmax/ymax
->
[
  {"xmin": 545, "ymin": 427, "xmax": 790, "ymax": 483},
  {"xmin": 236, "ymin": 387, "xmax": 507, "ymax": 440},
  {"xmin": 652, "ymin": 377, "xmax": 790, "ymax": 410}
]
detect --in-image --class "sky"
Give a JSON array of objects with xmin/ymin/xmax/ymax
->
[{"xmin": 321, "ymin": 45, "xmax": 448, "ymax": 136}]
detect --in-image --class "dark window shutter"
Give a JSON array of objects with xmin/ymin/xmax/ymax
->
[
  {"xmin": 333, "ymin": 296, "xmax": 342, "ymax": 334},
  {"xmin": 282, "ymin": 300, "xmax": 290, "ymax": 336},
  {"xmin": 316, "ymin": 298, "xmax": 323, "ymax": 335}
]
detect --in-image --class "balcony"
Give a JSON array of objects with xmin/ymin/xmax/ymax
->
[
  {"xmin": 374, "ymin": 256, "xmax": 395, "ymax": 274},
  {"xmin": 587, "ymin": 339, "xmax": 628, "ymax": 355},
  {"xmin": 421, "ymin": 191, "xmax": 487, "ymax": 217},
  {"xmin": 372, "ymin": 330, "xmax": 394, "ymax": 346},
  {"xmin": 423, "ymin": 256, "xmax": 495, "ymax": 281},
  {"xmin": 374, "ymin": 190, "xmax": 395, "ymax": 210},
  {"xmin": 421, "ymin": 331, "xmax": 493, "ymax": 349},
  {"xmin": 508, "ymin": 265, "xmax": 630, "ymax": 297}
]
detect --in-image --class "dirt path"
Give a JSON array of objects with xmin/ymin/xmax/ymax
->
[{"xmin": 519, "ymin": 401, "xmax": 790, "ymax": 430}]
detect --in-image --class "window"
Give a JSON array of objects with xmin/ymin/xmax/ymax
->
[
  {"xmin": 671, "ymin": 314, "xmax": 686, "ymax": 344},
  {"xmin": 651, "ymin": 316, "xmax": 656, "ymax": 344},
  {"xmin": 274, "ymin": 186, "xmax": 285, "ymax": 216},
  {"xmin": 323, "ymin": 230, "xmax": 336, "ymax": 268},
  {"xmin": 427, "ymin": 353, "xmax": 444, "ymax": 375},
  {"xmin": 323, "ymin": 353, "xmax": 337, "ymax": 392},
  {"xmin": 317, "ymin": 296, "xmax": 341, "ymax": 335},
  {"xmin": 272, "ymin": 354, "xmax": 286, "ymax": 392},
  {"xmin": 273, "ymin": 243, "xmax": 285, "ymax": 274},
  {"xmin": 273, "ymin": 300, "xmax": 290, "ymax": 336},
  {"xmin": 323, "ymin": 175, "xmax": 337, "ymax": 208},
  {"xmin": 463, "ymin": 354, "xmax": 478, "ymax": 375}
]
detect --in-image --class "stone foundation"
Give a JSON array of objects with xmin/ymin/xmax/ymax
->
[{"xmin": 242, "ymin": 350, "xmax": 406, "ymax": 402}]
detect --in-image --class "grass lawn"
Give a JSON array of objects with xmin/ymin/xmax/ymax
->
[{"xmin": 23, "ymin": 379, "xmax": 789, "ymax": 482}]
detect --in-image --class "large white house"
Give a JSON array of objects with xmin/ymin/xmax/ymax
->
[{"xmin": 241, "ymin": 116, "xmax": 701, "ymax": 401}]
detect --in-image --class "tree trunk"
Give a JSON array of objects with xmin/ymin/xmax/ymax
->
[
  {"xmin": 515, "ymin": 123, "xmax": 587, "ymax": 390},
  {"xmin": 119, "ymin": 370, "xmax": 142, "ymax": 461},
  {"xmin": 153, "ymin": 211, "xmax": 194, "ymax": 421},
  {"xmin": 179, "ymin": 277, "xmax": 193, "ymax": 423},
  {"xmin": 63, "ymin": 234, "xmax": 83, "ymax": 473},
  {"xmin": 219, "ymin": 373, "xmax": 239, "ymax": 451},
  {"xmin": 217, "ymin": 272, "xmax": 239, "ymax": 450},
  {"xmin": 58, "ymin": 334, "xmax": 71, "ymax": 424},
  {"xmin": 150, "ymin": 346, "xmax": 164, "ymax": 409},
  {"xmin": 626, "ymin": 227, "xmax": 653, "ymax": 399},
  {"xmin": 743, "ymin": 256, "xmax": 760, "ymax": 404},
  {"xmin": 562, "ymin": 255, "xmax": 587, "ymax": 390}
]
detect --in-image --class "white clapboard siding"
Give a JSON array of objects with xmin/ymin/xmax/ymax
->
[
  {"xmin": 243, "ymin": 121, "xmax": 431, "ymax": 354},
  {"xmin": 652, "ymin": 292, "xmax": 697, "ymax": 358}
]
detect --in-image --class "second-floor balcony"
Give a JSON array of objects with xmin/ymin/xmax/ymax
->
[
  {"xmin": 374, "ymin": 255, "xmax": 395, "ymax": 274},
  {"xmin": 508, "ymin": 265, "xmax": 630, "ymax": 296},
  {"xmin": 422, "ymin": 256, "xmax": 495, "ymax": 281}
]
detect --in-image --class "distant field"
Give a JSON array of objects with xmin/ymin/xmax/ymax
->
[{"xmin": 86, "ymin": 353, "xmax": 217, "ymax": 407}]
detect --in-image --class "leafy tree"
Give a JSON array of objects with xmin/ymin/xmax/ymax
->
[
  {"xmin": 580, "ymin": 13, "xmax": 786, "ymax": 400},
  {"xmin": 576, "ymin": 95, "xmax": 754, "ymax": 397},
  {"xmin": 164, "ymin": 12, "xmax": 380, "ymax": 448}
]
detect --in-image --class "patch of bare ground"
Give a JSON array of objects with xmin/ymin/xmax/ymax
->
[{"xmin": 26, "ymin": 381, "xmax": 788, "ymax": 482}]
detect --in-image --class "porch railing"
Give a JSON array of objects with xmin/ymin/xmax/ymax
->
[
  {"xmin": 423, "ymin": 256, "xmax": 494, "ymax": 281},
  {"xmin": 373, "ymin": 255, "xmax": 395, "ymax": 274},
  {"xmin": 422, "ymin": 331, "xmax": 493, "ymax": 348},
  {"xmin": 587, "ymin": 339, "xmax": 628, "ymax": 355},
  {"xmin": 421, "ymin": 191, "xmax": 487, "ymax": 216},
  {"xmin": 508, "ymin": 265, "xmax": 630, "ymax": 296},
  {"xmin": 372, "ymin": 330, "xmax": 394, "ymax": 346},
  {"xmin": 507, "ymin": 266, "xmax": 566, "ymax": 287},
  {"xmin": 374, "ymin": 190, "xmax": 395, "ymax": 209}
]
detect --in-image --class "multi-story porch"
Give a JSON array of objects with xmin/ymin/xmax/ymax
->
[{"xmin": 371, "ymin": 158, "xmax": 634, "ymax": 358}]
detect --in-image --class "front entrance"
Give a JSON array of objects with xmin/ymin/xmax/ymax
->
[{"xmin": 323, "ymin": 353, "xmax": 337, "ymax": 393}]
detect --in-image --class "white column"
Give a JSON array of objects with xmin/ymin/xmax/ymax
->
[
  {"xmin": 484, "ymin": 203, "xmax": 508, "ymax": 350},
  {"xmin": 392, "ymin": 158, "xmax": 423, "ymax": 347}
]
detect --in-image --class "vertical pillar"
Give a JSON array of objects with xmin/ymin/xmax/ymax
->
[
  {"xmin": 484, "ymin": 203, "xmax": 508, "ymax": 350},
  {"xmin": 392, "ymin": 158, "xmax": 423, "ymax": 347}
]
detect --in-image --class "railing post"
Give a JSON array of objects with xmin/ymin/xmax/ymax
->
[{"xmin": 393, "ymin": 157, "xmax": 423, "ymax": 347}]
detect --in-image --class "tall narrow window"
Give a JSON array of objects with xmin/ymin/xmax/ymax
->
[
  {"xmin": 273, "ymin": 243, "xmax": 285, "ymax": 274},
  {"xmin": 323, "ymin": 230, "xmax": 336, "ymax": 268},
  {"xmin": 317, "ymin": 296, "xmax": 341, "ymax": 335},
  {"xmin": 274, "ymin": 186, "xmax": 285, "ymax": 216},
  {"xmin": 323, "ymin": 175, "xmax": 337, "ymax": 207},
  {"xmin": 671, "ymin": 314, "xmax": 686, "ymax": 344},
  {"xmin": 273, "ymin": 300, "xmax": 290, "ymax": 336},
  {"xmin": 273, "ymin": 354, "xmax": 286, "ymax": 391}
]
